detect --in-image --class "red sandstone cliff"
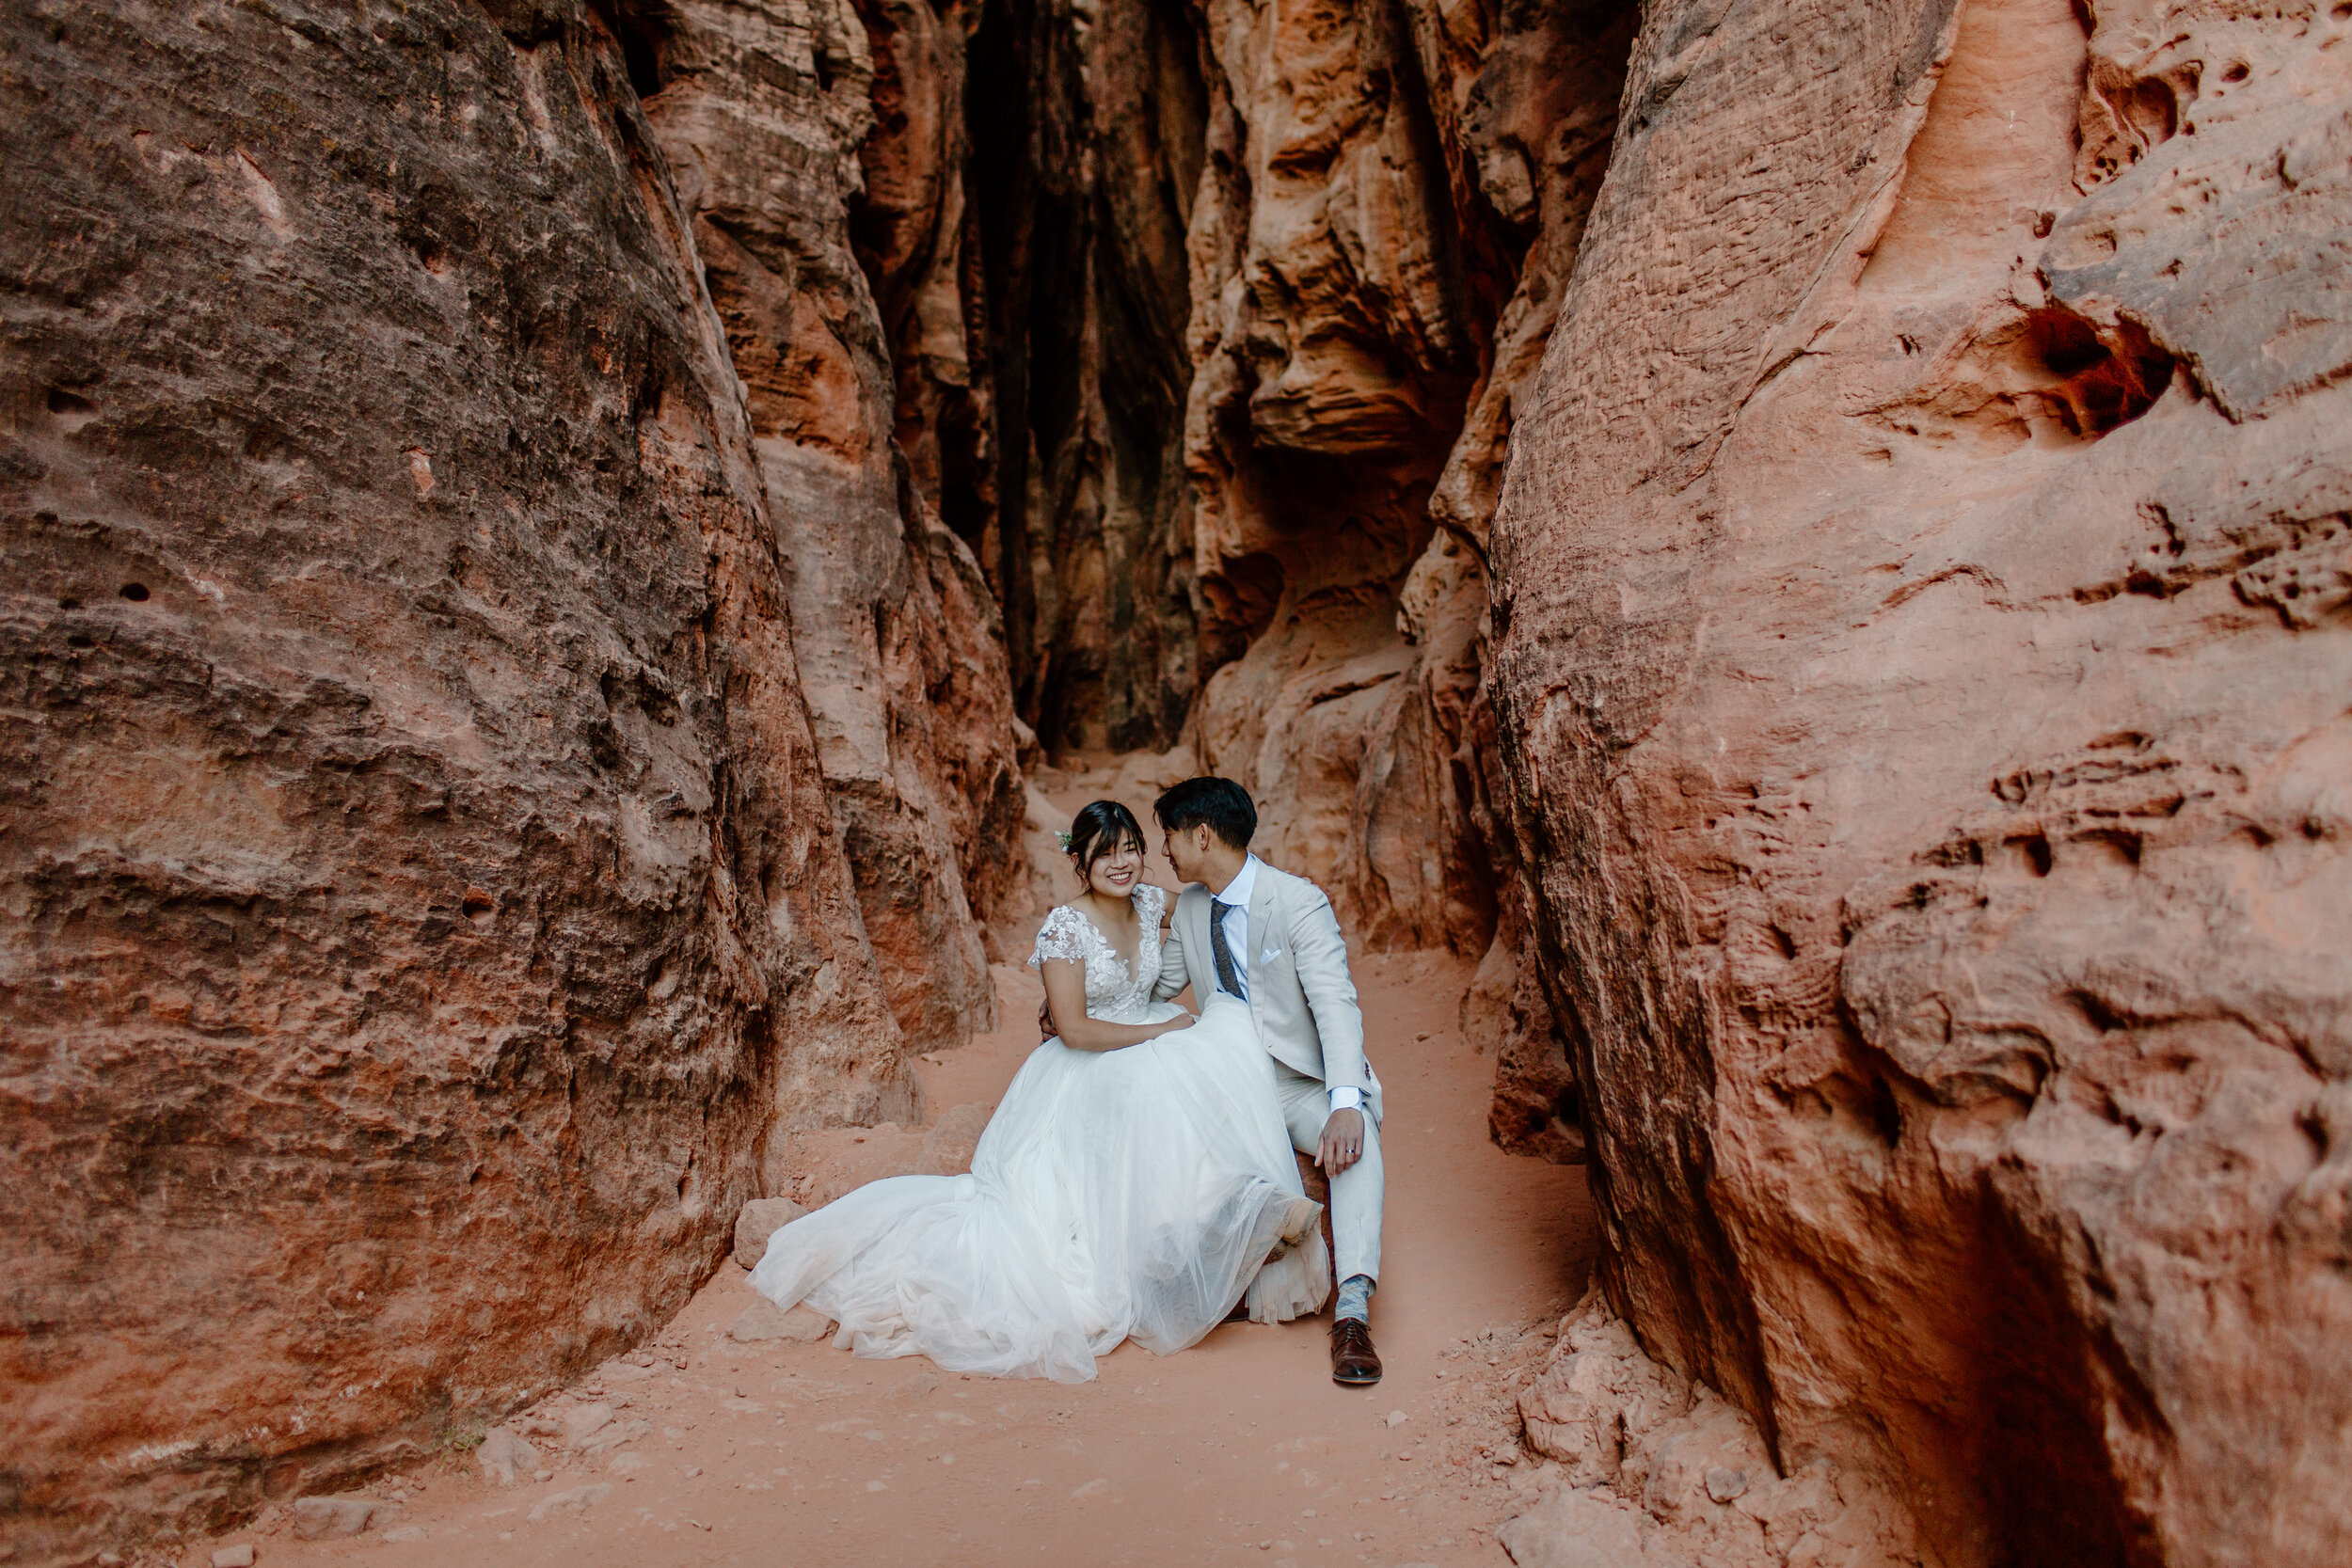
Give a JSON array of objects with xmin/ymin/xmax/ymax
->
[
  {"xmin": 1492, "ymin": 2, "xmax": 2352, "ymax": 1563},
  {"xmin": 6, "ymin": 0, "xmax": 2349, "ymax": 1561},
  {"xmin": 0, "ymin": 0, "xmax": 1017, "ymax": 1554}
]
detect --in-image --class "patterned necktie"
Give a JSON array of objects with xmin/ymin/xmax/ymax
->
[{"xmin": 1209, "ymin": 897, "xmax": 1244, "ymax": 998}]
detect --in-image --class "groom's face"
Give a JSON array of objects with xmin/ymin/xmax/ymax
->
[{"xmin": 1161, "ymin": 825, "xmax": 1202, "ymax": 884}]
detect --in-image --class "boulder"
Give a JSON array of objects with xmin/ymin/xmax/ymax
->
[
  {"xmin": 726, "ymin": 1298, "xmax": 835, "ymax": 1345},
  {"xmin": 474, "ymin": 1428, "xmax": 538, "ymax": 1488},
  {"xmin": 733, "ymin": 1197, "xmax": 808, "ymax": 1272},
  {"xmin": 290, "ymin": 1497, "xmax": 392, "ymax": 1543},
  {"xmin": 559, "ymin": 1404, "xmax": 614, "ymax": 1448}
]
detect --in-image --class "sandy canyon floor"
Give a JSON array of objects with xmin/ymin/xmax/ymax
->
[{"xmin": 199, "ymin": 949, "xmax": 1596, "ymax": 1568}]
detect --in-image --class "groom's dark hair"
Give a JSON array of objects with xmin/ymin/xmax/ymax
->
[{"xmin": 1153, "ymin": 777, "xmax": 1256, "ymax": 851}]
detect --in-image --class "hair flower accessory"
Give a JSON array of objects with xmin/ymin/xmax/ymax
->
[{"xmin": 1056, "ymin": 829, "xmax": 1073, "ymax": 850}]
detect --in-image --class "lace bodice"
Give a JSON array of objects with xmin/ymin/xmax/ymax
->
[{"xmin": 1028, "ymin": 884, "xmax": 1168, "ymax": 1025}]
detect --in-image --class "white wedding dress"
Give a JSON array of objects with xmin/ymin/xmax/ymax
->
[{"xmin": 747, "ymin": 883, "xmax": 1329, "ymax": 1382}]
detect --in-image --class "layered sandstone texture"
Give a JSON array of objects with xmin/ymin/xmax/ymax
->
[
  {"xmin": 635, "ymin": 0, "xmax": 1027, "ymax": 1032},
  {"xmin": 1491, "ymin": 2, "xmax": 2352, "ymax": 1564},
  {"xmin": 1179, "ymin": 0, "xmax": 1636, "ymax": 1159},
  {"xmin": 854, "ymin": 0, "xmax": 1213, "ymax": 753},
  {"xmin": 0, "ymin": 0, "xmax": 1007, "ymax": 1552}
]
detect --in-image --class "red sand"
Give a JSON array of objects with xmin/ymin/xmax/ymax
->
[{"xmin": 213, "ymin": 951, "xmax": 1597, "ymax": 1568}]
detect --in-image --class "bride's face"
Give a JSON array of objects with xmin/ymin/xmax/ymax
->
[{"xmin": 1082, "ymin": 834, "xmax": 1145, "ymax": 897}]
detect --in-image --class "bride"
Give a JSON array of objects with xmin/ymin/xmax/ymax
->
[{"xmin": 746, "ymin": 800, "xmax": 1329, "ymax": 1382}]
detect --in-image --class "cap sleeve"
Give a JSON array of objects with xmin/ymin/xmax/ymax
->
[
  {"xmin": 1029, "ymin": 905, "xmax": 1094, "ymax": 968},
  {"xmin": 1136, "ymin": 883, "xmax": 1168, "ymax": 927}
]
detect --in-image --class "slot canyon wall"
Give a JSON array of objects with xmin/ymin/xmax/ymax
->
[
  {"xmin": 0, "ymin": 0, "xmax": 1019, "ymax": 1553},
  {"xmin": 1491, "ymin": 1, "xmax": 2352, "ymax": 1566},
  {"xmin": 6, "ymin": 0, "xmax": 2349, "ymax": 1563}
]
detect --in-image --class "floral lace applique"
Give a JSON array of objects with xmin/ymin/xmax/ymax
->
[{"xmin": 1027, "ymin": 885, "xmax": 1167, "ymax": 1025}]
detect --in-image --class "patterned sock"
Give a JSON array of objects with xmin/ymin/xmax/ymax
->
[{"xmin": 1335, "ymin": 1274, "xmax": 1375, "ymax": 1323}]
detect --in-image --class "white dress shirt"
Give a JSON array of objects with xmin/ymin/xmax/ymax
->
[{"xmin": 1211, "ymin": 855, "xmax": 1363, "ymax": 1118}]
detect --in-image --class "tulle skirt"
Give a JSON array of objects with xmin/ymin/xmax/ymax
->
[{"xmin": 747, "ymin": 993, "xmax": 1328, "ymax": 1382}]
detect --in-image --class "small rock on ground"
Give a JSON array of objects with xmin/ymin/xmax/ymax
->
[
  {"xmin": 477, "ymin": 1426, "xmax": 540, "ymax": 1486},
  {"xmin": 528, "ymin": 1482, "xmax": 613, "ymax": 1523},
  {"xmin": 562, "ymin": 1402, "xmax": 615, "ymax": 1445},
  {"xmin": 725, "ymin": 1296, "xmax": 834, "ymax": 1343},
  {"xmin": 732, "ymin": 1196, "xmax": 806, "ymax": 1270},
  {"xmin": 292, "ymin": 1496, "xmax": 395, "ymax": 1541}
]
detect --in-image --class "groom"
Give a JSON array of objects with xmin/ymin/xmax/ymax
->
[{"xmin": 1151, "ymin": 777, "xmax": 1386, "ymax": 1386}]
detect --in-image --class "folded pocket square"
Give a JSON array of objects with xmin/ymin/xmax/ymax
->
[{"xmin": 1260, "ymin": 946, "xmax": 1281, "ymax": 963}]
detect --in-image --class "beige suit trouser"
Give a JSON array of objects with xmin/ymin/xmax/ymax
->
[{"xmin": 1275, "ymin": 1064, "xmax": 1383, "ymax": 1286}]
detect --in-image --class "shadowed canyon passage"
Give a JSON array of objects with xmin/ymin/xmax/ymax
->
[{"xmin": 3, "ymin": 1, "xmax": 2349, "ymax": 1566}]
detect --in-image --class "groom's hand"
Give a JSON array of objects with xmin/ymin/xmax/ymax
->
[
  {"xmin": 1318, "ymin": 1107, "xmax": 1366, "ymax": 1177},
  {"xmin": 1037, "ymin": 997, "xmax": 1058, "ymax": 1042}
]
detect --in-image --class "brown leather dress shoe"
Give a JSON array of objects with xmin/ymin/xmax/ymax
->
[{"xmin": 1329, "ymin": 1318, "xmax": 1382, "ymax": 1386}]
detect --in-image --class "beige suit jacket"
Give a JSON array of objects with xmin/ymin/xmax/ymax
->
[{"xmin": 1154, "ymin": 861, "xmax": 1383, "ymax": 1126}]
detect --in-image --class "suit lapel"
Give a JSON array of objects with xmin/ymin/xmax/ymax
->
[
  {"xmin": 1189, "ymin": 885, "xmax": 1217, "ymax": 996},
  {"xmin": 1245, "ymin": 863, "xmax": 1277, "ymax": 1009}
]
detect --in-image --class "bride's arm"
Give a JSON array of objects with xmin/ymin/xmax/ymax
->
[
  {"xmin": 1151, "ymin": 892, "xmax": 1189, "ymax": 1001},
  {"xmin": 1040, "ymin": 959, "xmax": 1193, "ymax": 1052}
]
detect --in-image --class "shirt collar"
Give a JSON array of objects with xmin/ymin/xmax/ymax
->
[{"xmin": 1215, "ymin": 854, "xmax": 1262, "ymax": 908}]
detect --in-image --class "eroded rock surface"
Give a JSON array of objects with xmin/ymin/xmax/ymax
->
[
  {"xmin": 0, "ymin": 0, "xmax": 942, "ymax": 1553},
  {"xmin": 1504, "ymin": 1294, "xmax": 1921, "ymax": 1568},
  {"xmin": 1491, "ymin": 2, "xmax": 2352, "ymax": 1562},
  {"xmin": 636, "ymin": 0, "xmax": 1026, "ymax": 1036}
]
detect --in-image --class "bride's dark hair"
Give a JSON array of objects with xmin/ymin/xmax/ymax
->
[{"xmin": 1067, "ymin": 800, "xmax": 1146, "ymax": 886}]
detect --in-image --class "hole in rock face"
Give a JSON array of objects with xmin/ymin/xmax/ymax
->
[
  {"xmin": 2019, "ymin": 308, "xmax": 2174, "ymax": 436},
  {"xmin": 119, "ymin": 582, "xmax": 150, "ymax": 601},
  {"xmin": 2125, "ymin": 75, "xmax": 2183, "ymax": 146},
  {"xmin": 2220, "ymin": 62, "xmax": 2249, "ymax": 84}
]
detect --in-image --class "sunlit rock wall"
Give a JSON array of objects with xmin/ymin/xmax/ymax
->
[{"xmin": 1491, "ymin": 1, "xmax": 2352, "ymax": 1562}]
